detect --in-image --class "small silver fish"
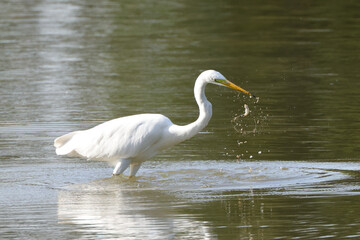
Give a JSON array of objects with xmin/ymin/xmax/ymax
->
[{"xmin": 242, "ymin": 104, "xmax": 250, "ymax": 117}]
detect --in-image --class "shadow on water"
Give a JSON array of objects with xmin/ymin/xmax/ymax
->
[{"xmin": 58, "ymin": 160, "xmax": 360, "ymax": 239}]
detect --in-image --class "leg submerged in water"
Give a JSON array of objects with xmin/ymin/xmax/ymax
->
[
  {"xmin": 129, "ymin": 162, "xmax": 142, "ymax": 177},
  {"xmin": 113, "ymin": 159, "xmax": 131, "ymax": 175}
]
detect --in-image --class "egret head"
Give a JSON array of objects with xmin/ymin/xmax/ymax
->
[{"xmin": 199, "ymin": 70, "xmax": 255, "ymax": 98}]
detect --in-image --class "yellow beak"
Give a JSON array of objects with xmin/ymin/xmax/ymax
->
[{"xmin": 223, "ymin": 80, "xmax": 256, "ymax": 98}]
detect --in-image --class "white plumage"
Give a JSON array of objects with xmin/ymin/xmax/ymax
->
[{"xmin": 54, "ymin": 70, "xmax": 254, "ymax": 177}]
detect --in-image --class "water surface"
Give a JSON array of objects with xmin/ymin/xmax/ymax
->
[{"xmin": 1, "ymin": 0, "xmax": 359, "ymax": 239}]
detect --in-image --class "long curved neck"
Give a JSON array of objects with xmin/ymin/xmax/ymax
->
[
  {"xmin": 192, "ymin": 78, "xmax": 213, "ymax": 133},
  {"xmin": 170, "ymin": 77, "xmax": 212, "ymax": 142}
]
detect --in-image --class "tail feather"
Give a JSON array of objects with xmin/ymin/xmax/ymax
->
[
  {"xmin": 54, "ymin": 131, "xmax": 80, "ymax": 156},
  {"xmin": 54, "ymin": 131, "xmax": 79, "ymax": 148}
]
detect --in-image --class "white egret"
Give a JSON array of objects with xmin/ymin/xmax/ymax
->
[{"xmin": 54, "ymin": 70, "xmax": 255, "ymax": 177}]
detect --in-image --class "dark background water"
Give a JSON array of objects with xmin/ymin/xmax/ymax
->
[{"xmin": 1, "ymin": 0, "xmax": 359, "ymax": 239}]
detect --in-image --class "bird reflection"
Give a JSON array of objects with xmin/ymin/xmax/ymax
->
[{"xmin": 58, "ymin": 177, "xmax": 213, "ymax": 239}]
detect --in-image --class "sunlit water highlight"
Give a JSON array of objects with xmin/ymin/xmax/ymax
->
[{"xmin": 63, "ymin": 160, "xmax": 360, "ymax": 197}]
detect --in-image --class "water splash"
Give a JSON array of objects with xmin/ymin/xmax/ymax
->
[{"xmin": 230, "ymin": 95, "xmax": 269, "ymax": 160}]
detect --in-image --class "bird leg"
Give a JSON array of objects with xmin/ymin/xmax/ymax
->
[
  {"xmin": 129, "ymin": 162, "xmax": 142, "ymax": 177},
  {"xmin": 113, "ymin": 159, "xmax": 131, "ymax": 175}
]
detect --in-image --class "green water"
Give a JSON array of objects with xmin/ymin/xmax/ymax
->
[{"xmin": 1, "ymin": 0, "xmax": 359, "ymax": 239}]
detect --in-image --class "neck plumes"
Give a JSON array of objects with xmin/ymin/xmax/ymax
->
[{"xmin": 170, "ymin": 77, "xmax": 212, "ymax": 142}]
